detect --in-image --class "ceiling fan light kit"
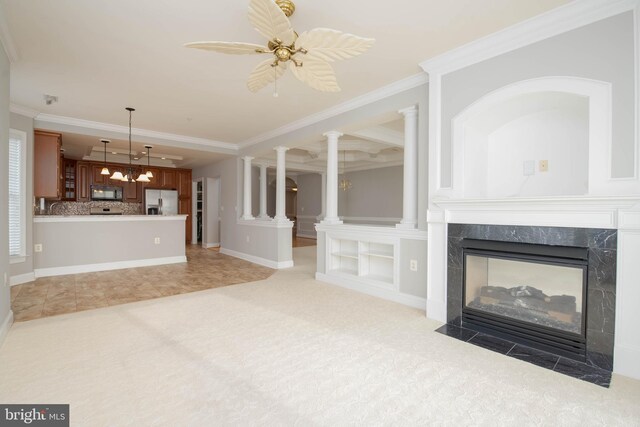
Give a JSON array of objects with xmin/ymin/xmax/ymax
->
[{"xmin": 185, "ymin": 0, "xmax": 374, "ymax": 94}]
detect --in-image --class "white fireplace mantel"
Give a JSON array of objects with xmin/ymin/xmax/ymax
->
[
  {"xmin": 426, "ymin": 195, "xmax": 640, "ymax": 379},
  {"xmin": 430, "ymin": 196, "xmax": 640, "ymax": 230}
]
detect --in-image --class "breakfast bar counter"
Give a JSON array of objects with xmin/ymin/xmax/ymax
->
[{"xmin": 33, "ymin": 215, "xmax": 187, "ymax": 277}]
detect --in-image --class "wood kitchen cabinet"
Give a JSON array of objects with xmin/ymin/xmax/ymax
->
[
  {"xmin": 178, "ymin": 170, "xmax": 192, "ymax": 197},
  {"xmin": 62, "ymin": 158, "xmax": 77, "ymax": 201},
  {"xmin": 76, "ymin": 162, "xmax": 90, "ymax": 201},
  {"xmin": 179, "ymin": 197, "xmax": 192, "ymax": 244},
  {"xmin": 34, "ymin": 130, "xmax": 62, "ymax": 199},
  {"xmin": 162, "ymin": 169, "xmax": 177, "ymax": 189},
  {"xmin": 123, "ymin": 179, "xmax": 141, "ymax": 203}
]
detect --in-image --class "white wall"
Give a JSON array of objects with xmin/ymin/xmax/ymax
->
[
  {"xmin": 486, "ymin": 108, "xmax": 589, "ymax": 198},
  {"xmin": 0, "ymin": 46, "xmax": 12, "ymax": 343}
]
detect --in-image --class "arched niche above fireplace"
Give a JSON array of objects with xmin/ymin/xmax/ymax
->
[{"xmin": 451, "ymin": 76, "xmax": 615, "ymax": 199}]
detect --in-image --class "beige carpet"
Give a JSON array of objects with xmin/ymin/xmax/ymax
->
[{"xmin": 1, "ymin": 246, "xmax": 639, "ymax": 426}]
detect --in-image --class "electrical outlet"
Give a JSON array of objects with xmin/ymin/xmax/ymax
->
[
  {"xmin": 34, "ymin": 244, "xmax": 43, "ymax": 253},
  {"xmin": 410, "ymin": 259, "xmax": 418, "ymax": 272},
  {"xmin": 539, "ymin": 160, "xmax": 549, "ymax": 172},
  {"xmin": 154, "ymin": 237, "xmax": 161, "ymax": 245}
]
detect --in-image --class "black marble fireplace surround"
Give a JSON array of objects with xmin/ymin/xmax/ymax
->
[{"xmin": 440, "ymin": 224, "xmax": 617, "ymax": 387}]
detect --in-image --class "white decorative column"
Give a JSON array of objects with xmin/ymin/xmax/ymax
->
[
  {"xmin": 242, "ymin": 156, "xmax": 254, "ymax": 220},
  {"xmin": 397, "ymin": 105, "xmax": 418, "ymax": 229},
  {"xmin": 318, "ymin": 172, "xmax": 326, "ymax": 221},
  {"xmin": 274, "ymin": 146, "xmax": 289, "ymax": 223},
  {"xmin": 258, "ymin": 163, "xmax": 269, "ymax": 219},
  {"xmin": 322, "ymin": 131, "xmax": 343, "ymax": 224}
]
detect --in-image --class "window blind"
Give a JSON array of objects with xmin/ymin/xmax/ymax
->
[{"xmin": 8, "ymin": 135, "xmax": 24, "ymax": 257}]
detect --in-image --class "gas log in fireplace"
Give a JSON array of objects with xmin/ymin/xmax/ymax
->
[{"xmin": 461, "ymin": 239, "xmax": 588, "ymax": 361}]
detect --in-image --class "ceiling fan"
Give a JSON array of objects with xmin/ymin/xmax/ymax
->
[{"xmin": 185, "ymin": 0, "xmax": 375, "ymax": 94}]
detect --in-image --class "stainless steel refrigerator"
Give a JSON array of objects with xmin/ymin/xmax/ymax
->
[{"xmin": 145, "ymin": 189, "xmax": 178, "ymax": 215}]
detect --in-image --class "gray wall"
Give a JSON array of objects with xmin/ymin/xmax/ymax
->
[
  {"xmin": 440, "ymin": 12, "xmax": 635, "ymax": 185},
  {"xmin": 33, "ymin": 219, "xmax": 185, "ymax": 269},
  {"xmin": 193, "ymin": 157, "xmax": 291, "ymax": 264},
  {"xmin": 0, "ymin": 46, "xmax": 11, "ymax": 328},
  {"xmin": 8, "ymin": 113, "xmax": 34, "ymax": 278},
  {"xmin": 296, "ymin": 173, "xmax": 322, "ymax": 238},
  {"xmin": 338, "ymin": 165, "xmax": 403, "ymax": 223}
]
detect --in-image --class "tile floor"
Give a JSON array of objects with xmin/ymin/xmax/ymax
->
[
  {"xmin": 292, "ymin": 237, "xmax": 317, "ymax": 248},
  {"xmin": 10, "ymin": 246, "xmax": 275, "ymax": 322}
]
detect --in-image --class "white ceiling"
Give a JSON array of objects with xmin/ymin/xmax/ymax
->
[{"xmin": 3, "ymin": 0, "xmax": 570, "ymax": 149}]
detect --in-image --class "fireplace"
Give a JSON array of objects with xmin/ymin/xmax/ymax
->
[
  {"xmin": 461, "ymin": 239, "xmax": 588, "ymax": 361},
  {"xmin": 445, "ymin": 224, "xmax": 617, "ymax": 376}
]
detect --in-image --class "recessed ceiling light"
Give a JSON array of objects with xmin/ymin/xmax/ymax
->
[
  {"xmin": 141, "ymin": 151, "xmax": 146, "ymax": 154},
  {"xmin": 112, "ymin": 152, "xmax": 117, "ymax": 155},
  {"xmin": 134, "ymin": 157, "xmax": 139, "ymax": 160},
  {"xmin": 161, "ymin": 157, "xmax": 166, "ymax": 160}
]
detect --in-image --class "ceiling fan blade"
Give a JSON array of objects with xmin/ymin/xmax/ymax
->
[
  {"xmin": 184, "ymin": 41, "xmax": 268, "ymax": 55},
  {"xmin": 248, "ymin": 0, "xmax": 295, "ymax": 45},
  {"xmin": 247, "ymin": 58, "xmax": 287, "ymax": 92},
  {"xmin": 296, "ymin": 28, "xmax": 375, "ymax": 62},
  {"xmin": 289, "ymin": 57, "xmax": 340, "ymax": 93}
]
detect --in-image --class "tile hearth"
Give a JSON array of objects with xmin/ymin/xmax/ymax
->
[{"xmin": 436, "ymin": 324, "xmax": 612, "ymax": 387}]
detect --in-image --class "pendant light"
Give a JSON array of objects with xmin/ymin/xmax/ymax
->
[
  {"xmin": 144, "ymin": 145, "xmax": 154, "ymax": 179},
  {"xmin": 100, "ymin": 139, "xmax": 110, "ymax": 175},
  {"xmin": 339, "ymin": 149, "xmax": 352, "ymax": 191}
]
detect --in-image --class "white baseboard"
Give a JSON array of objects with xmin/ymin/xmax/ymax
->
[
  {"xmin": 34, "ymin": 256, "xmax": 187, "ymax": 278},
  {"xmin": 204, "ymin": 243, "xmax": 220, "ymax": 248},
  {"xmin": 10, "ymin": 272, "xmax": 35, "ymax": 286},
  {"xmin": 295, "ymin": 233, "xmax": 317, "ymax": 240},
  {"xmin": 220, "ymin": 248, "xmax": 293, "ymax": 269},
  {"xmin": 0, "ymin": 310, "xmax": 14, "ymax": 349},
  {"xmin": 315, "ymin": 272, "xmax": 426, "ymax": 310},
  {"xmin": 614, "ymin": 344, "xmax": 640, "ymax": 380}
]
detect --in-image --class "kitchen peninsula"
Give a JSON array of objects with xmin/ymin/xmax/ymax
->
[{"xmin": 33, "ymin": 214, "xmax": 187, "ymax": 277}]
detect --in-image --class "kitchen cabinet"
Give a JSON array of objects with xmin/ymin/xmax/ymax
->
[
  {"xmin": 162, "ymin": 169, "xmax": 177, "ymax": 189},
  {"xmin": 123, "ymin": 179, "xmax": 141, "ymax": 203},
  {"xmin": 77, "ymin": 162, "xmax": 90, "ymax": 202},
  {"xmin": 92, "ymin": 164, "xmax": 108, "ymax": 185},
  {"xmin": 62, "ymin": 158, "xmax": 77, "ymax": 201},
  {"xmin": 178, "ymin": 170, "xmax": 192, "ymax": 197},
  {"xmin": 34, "ymin": 130, "xmax": 62, "ymax": 199},
  {"xmin": 179, "ymin": 197, "xmax": 192, "ymax": 244}
]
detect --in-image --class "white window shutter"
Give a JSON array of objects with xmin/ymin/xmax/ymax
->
[{"xmin": 8, "ymin": 133, "xmax": 25, "ymax": 257}]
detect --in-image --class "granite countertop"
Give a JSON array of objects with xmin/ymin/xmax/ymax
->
[{"xmin": 34, "ymin": 215, "xmax": 188, "ymax": 223}]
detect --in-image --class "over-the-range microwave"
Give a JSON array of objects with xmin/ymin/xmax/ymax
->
[{"xmin": 90, "ymin": 185, "xmax": 123, "ymax": 201}]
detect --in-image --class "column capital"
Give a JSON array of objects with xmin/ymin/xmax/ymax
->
[
  {"xmin": 323, "ymin": 131, "xmax": 343, "ymax": 139},
  {"xmin": 242, "ymin": 156, "xmax": 254, "ymax": 162},
  {"xmin": 398, "ymin": 105, "xmax": 418, "ymax": 116},
  {"xmin": 274, "ymin": 146, "xmax": 289, "ymax": 153}
]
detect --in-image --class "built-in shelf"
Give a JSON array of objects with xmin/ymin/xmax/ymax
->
[{"xmin": 326, "ymin": 237, "xmax": 396, "ymax": 289}]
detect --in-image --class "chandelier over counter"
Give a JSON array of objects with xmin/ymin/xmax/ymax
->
[
  {"xmin": 100, "ymin": 139, "xmax": 110, "ymax": 176},
  {"xmin": 110, "ymin": 107, "xmax": 150, "ymax": 183}
]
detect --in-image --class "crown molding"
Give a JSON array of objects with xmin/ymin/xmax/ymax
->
[
  {"xmin": 420, "ymin": 0, "xmax": 639, "ymax": 75},
  {"xmin": 238, "ymin": 72, "xmax": 428, "ymax": 149},
  {"xmin": 10, "ymin": 103, "xmax": 39, "ymax": 118},
  {"xmin": 34, "ymin": 113, "xmax": 239, "ymax": 152},
  {"xmin": 0, "ymin": 2, "xmax": 18, "ymax": 63}
]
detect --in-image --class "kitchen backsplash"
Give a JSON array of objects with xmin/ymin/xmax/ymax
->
[{"xmin": 41, "ymin": 201, "xmax": 142, "ymax": 216}]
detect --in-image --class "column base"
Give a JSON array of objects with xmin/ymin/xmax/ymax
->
[
  {"xmin": 258, "ymin": 214, "xmax": 271, "ymax": 220},
  {"xmin": 396, "ymin": 221, "xmax": 417, "ymax": 229},
  {"xmin": 321, "ymin": 217, "xmax": 343, "ymax": 225},
  {"xmin": 273, "ymin": 216, "xmax": 291, "ymax": 224},
  {"xmin": 241, "ymin": 215, "xmax": 255, "ymax": 221}
]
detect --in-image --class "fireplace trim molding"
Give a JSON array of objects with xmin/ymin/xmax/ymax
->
[{"xmin": 426, "ymin": 195, "xmax": 640, "ymax": 379}]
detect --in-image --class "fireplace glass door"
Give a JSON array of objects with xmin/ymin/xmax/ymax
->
[{"xmin": 464, "ymin": 254, "xmax": 586, "ymax": 335}]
